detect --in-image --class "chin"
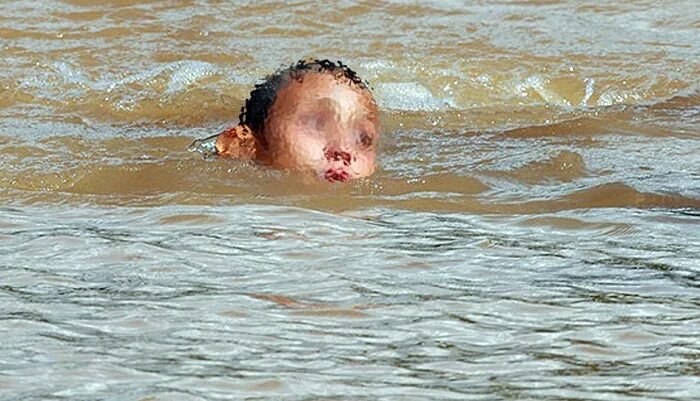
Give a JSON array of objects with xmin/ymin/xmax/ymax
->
[{"xmin": 322, "ymin": 167, "xmax": 350, "ymax": 182}]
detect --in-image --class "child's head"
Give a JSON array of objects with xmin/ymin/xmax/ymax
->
[{"xmin": 239, "ymin": 60, "xmax": 380, "ymax": 182}]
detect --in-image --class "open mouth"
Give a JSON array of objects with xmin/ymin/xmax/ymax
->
[{"xmin": 324, "ymin": 168, "xmax": 350, "ymax": 182}]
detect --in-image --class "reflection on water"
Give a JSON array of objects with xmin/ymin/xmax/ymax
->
[
  {"xmin": 2, "ymin": 206, "xmax": 699, "ymax": 400},
  {"xmin": 1, "ymin": 0, "xmax": 699, "ymax": 400}
]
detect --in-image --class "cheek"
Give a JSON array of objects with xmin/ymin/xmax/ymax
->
[
  {"xmin": 349, "ymin": 150, "xmax": 377, "ymax": 176},
  {"xmin": 271, "ymin": 126, "xmax": 327, "ymax": 167},
  {"xmin": 292, "ymin": 134, "xmax": 325, "ymax": 159}
]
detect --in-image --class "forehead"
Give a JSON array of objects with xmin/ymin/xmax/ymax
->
[{"xmin": 272, "ymin": 72, "xmax": 377, "ymax": 120}]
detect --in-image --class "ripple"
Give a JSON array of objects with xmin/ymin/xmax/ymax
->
[{"xmin": 2, "ymin": 0, "xmax": 700, "ymax": 399}]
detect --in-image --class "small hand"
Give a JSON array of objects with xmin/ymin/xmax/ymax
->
[{"xmin": 215, "ymin": 125, "xmax": 257, "ymax": 159}]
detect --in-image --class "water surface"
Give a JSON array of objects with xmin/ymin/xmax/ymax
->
[{"xmin": 1, "ymin": 1, "xmax": 699, "ymax": 400}]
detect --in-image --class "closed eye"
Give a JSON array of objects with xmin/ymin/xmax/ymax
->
[
  {"xmin": 300, "ymin": 114, "xmax": 329, "ymax": 131},
  {"xmin": 358, "ymin": 131, "xmax": 373, "ymax": 147}
]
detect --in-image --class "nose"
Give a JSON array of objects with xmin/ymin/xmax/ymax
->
[{"xmin": 324, "ymin": 147, "xmax": 352, "ymax": 166}]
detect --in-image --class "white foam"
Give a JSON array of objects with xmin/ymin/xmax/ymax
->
[
  {"xmin": 359, "ymin": 60, "xmax": 397, "ymax": 71},
  {"xmin": 597, "ymin": 90, "xmax": 644, "ymax": 106},
  {"xmin": 90, "ymin": 60, "xmax": 220, "ymax": 93},
  {"xmin": 166, "ymin": 60, "xmax": 219, "ymax": 93},
  {"xmin": 582, "ymin": 78, "xmax": 595, "ymax": 106},
  {"xmin": 374, "ymin": 82, "xmax": 449, "ymax": 112},
  {"xmin": 514, "ymin": 75, "xmax": 572, "ymax": 108},
  {"xmin": 51, "ymin": 61, "xmax": 90, "ymax": 86}
]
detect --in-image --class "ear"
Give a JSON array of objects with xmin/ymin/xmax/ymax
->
[{"xmin": 215, "ymin": 124, "xmax": 259, "ymax": 159}]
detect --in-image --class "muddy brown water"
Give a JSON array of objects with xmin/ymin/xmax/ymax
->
[{"xmin": 1, "ymin": 1, "xmax": 699, "ymax": 400}]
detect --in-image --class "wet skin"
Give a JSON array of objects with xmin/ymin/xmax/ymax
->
[{"xmin": 215, "ymin": 72, "xmax": 380, "ymax": 182}]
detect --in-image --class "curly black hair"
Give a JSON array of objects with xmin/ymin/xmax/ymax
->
[{"xmin": 238, "ymin": 59, "xmax": 372, "ymax": 148}]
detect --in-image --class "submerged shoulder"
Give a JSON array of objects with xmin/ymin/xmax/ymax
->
[{"xmin": 215, "ymin": 125, "xmax": 258, "ymax": 159}]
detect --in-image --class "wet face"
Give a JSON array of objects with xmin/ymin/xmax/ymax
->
[{"xmin": 259, "ymin": 72, "xmax": 379, "ymax": 182}]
